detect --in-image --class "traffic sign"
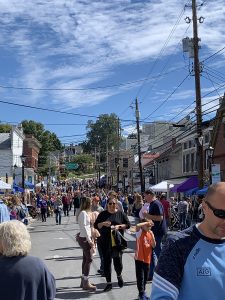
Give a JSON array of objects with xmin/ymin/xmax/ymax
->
[{"xmin": 65, "ymin": 163, "xmax": 79, "ymax": 170}]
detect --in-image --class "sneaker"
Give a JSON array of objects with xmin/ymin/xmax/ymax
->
[
  {"xmin": 138, "ymin": 294, "xmax": 149, "ymax": 300},
  {"xmin": 103, "ymin": 283, "xmax": 112, "ymax": 292},
  {"xmin": 82, "ymin": 279, "xmax": 96, "ymax": 291},
  {"xmin": 117, "ymin": 275, "xmax": 124, "ymax": 288}
]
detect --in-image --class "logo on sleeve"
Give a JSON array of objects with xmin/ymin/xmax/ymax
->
[
  {"xmin": 193, "ymin": 248, "xmax": 200, "ymax": 259},
  {"xmin": 197, "ymin": 268, "xmax": 211, "ymax": 276}
]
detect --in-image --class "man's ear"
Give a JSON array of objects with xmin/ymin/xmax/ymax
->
[{"xmin": 202, "ymin": 201, "xmax": 207, "ymax": 211}]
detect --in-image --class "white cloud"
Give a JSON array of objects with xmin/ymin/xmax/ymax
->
[
  {"xmin": 122, "ymin": 124, "xmax": 136, "ymax": 136},
  {"xmin": 0, "ymin": 0, "xmax": 224, "ymax": 110}
]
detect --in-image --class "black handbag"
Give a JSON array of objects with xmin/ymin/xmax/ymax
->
[{"xmin": 111, "ymin": 230, "xmax": 128, "ymax": 251}]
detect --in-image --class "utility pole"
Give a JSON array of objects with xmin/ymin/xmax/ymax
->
[
  {"xmin": 94, "ymin": 146, "xmax": 97, "ymax": 185},
  {"xmin": 48, "ymin": 154, "xmax": 51, "ymax": 194},
  {"xmin": 20, "ymin": 154, "xmax": 26, "ymax": 202},
  {"xmin": 135, "ymin": 98, "xmax": 145, "ymax": 193},
  {"xmin": 192, "ymin": 0, "xmax": 204, "ymax": 188},
  {"xmin": 98, "ymin": 145, "xmax": 101, "ymax": 187},
  {"xmin": 117, "ymin": 118, "xmax": 120, "ymax": 191},
  {"xmin": 106, "ymin": 135, "xmax": 109, "ymax": 189}
]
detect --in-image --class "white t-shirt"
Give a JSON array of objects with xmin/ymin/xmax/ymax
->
[
  {"xmin": 139, "ymin": 202, "xmax": 150, "ymax": 219},
  {"xmin": 78, "ymin": 210, "xmax": 92, "ymax": 243}
]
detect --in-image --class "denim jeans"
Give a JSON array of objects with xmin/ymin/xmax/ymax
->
[
  {"xmin": 55, "ymin": 210, "xmax": 61, "ymax": 225},
  {"xmin": 179, "ymin": 212, "xmax": 187, "ymax": 230},
  {"xmin": 149, "ymin": 235, "xmax": 163, "ymax": 279}
]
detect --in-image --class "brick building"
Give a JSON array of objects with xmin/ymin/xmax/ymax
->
[{"xmin": 23, "ymin": 134, "xmax": 41, "ymax": 176}]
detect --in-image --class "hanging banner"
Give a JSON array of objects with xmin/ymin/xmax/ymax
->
[{"xmin": 211, "ymin": 164, "xmax": 221, "ymax": 184}]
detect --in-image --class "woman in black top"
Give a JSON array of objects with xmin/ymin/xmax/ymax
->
[{"xmin": 94, "ymin": 197, "xmax": 130, "ymax": 292}]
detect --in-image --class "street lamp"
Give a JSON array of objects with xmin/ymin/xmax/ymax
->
[
  {"xmin": 205, "ymin": 146, "xmax": 214, "ymax": 185},
  {"xmin": 13, "ymin": 164, "xmax": 17, "ymax": 181},
  {"xmin": 153, "ymin": 161, "xmax": 158, "ymax": 184},
  {"xmin": 21, "ymin": 155, "xmax": 26, "ymax": 201}
]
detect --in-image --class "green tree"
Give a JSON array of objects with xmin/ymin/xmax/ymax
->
[
  {"xmin": 81, "ymin": 113, "xmax": 120, "ymax": 162},
  {"xmin": 22, "ymin": 120, "xmax": 62, "ymax": 173},
  {"xmin": 0, "ymin": 124, "xmax": 12, "ymax": 133},
  {"xmin": 71, "ymin": 153, "xmax": 94, "ymax": 172}
]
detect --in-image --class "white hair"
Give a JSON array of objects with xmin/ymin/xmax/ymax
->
[{"xmin": 0, "ymin": 220, "xmax": 31, "ymax": 257}]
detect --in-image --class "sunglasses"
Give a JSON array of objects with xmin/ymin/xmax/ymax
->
[
  {"xmin": 205, "ymin": 201, "xmax": 225, "ymax": 219},
  {"xmin": 108, "ymin": 202, "xmax": 116, "ymax": 206}
]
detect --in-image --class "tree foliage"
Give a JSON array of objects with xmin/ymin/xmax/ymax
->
[
  {"xmin": 81, "ymin": 113, "xmax": 120, "ymax": 162},
  {"xmin": 72, "ymin": 153, "xmax": 94, "ymax": 172},
  {"xmin": 22, "ymin": 120, "xmax": 62, "ymax": 171},
  {"xmin": 0, "ymin": 124, "xmax": 12, "ymax": 133}
]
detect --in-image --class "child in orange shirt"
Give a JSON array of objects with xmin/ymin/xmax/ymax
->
[{"xmin": 134, "ymin": 219, "xmax": 156, "ymax": 300}]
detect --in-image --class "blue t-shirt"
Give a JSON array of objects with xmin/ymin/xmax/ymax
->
[
  {"xmin": 151, "ymin": 225, "xmax": 225, "ymax": 300},
  {"xmin": 148, "ymin": 200, "xmax": 167, "ymax": 237}
]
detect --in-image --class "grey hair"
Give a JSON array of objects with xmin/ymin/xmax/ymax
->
[{"xmin": 0, "ymin": 220, "xmax": 31, "ymax": 257}]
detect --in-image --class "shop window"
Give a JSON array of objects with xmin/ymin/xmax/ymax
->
[
  {"xmin": 183, "ymin": 155, "xmax": 186, "ymax": 172},
  {"xmin": 123, "ymin": 158, "xmax": 128, "ymax": 168}
]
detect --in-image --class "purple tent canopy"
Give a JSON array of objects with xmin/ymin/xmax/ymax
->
[{"xmin": 171, "ymin": 176, "xmax": 199, "ymax": 193}]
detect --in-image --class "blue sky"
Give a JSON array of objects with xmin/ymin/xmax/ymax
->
[{"xmin": 0, "ymin": 0, "xmax": 224, "ymax": 145}]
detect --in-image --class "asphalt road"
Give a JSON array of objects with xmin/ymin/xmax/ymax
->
[{"xmin": 29, "ymin": 214, "xmax": 153, "ymax": 300}]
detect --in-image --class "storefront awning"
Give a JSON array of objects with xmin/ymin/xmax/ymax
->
[
  {"xmin": 171, "ymin": 176, "xmax": 199, "ymax": 193},
  {"xmin": 151, "ymin": 181, "xmax": 174, "ymax": 192},
  {"xmin": 184, "ymin": 187, "xmax": 199, "ymax": 196},
  {"xmin": 13, "ymin": 184, "xmax": 24, "ymax": 193},
  {"xmin": 25, "ymin": 180, "xmax": 35, "ymax": 189},
  {"xmin": 196, "ymin": 186, "xmax": 208, "ymax": 195}
]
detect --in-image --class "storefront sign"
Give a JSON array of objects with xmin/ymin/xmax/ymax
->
[{"xmin": 211, "ymin": 164, "xmax": 221, "ymax": 184}]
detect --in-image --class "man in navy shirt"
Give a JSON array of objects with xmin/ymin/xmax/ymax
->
[
  {"xmin": 143, "ymin": 190, "xmax": 167, "ymax": 280},
  {"xmin": 151, "ymin": 182, "xmax": 225, "ymax": 300}
]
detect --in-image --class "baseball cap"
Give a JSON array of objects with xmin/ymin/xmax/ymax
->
[{"xmin": 144, "ymin": 189, "xmax": 155, "ymax": 195}]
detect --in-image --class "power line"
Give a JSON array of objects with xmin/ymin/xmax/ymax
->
[
  {"xmin": 134, "ymin": 4, "xmax": 188, "ymax": 99},
  {"xmin": 0, "ymin": 69, "xmax": 181, "ymax": 93},
  {"xmin": 58, "ymin": 133, "xmax": 87, "ymax": 138},
  {"xmin": 202, "ymin": 45, "xmax": 225, "ymax": 63},
  {"xmin": 0, "ymin": 99, "xmax": 98, "ymax": 118},
  {"xmin": 202, "ymin": 71, "xmax": 222, "ymax": 98},
  {"xmin": 143, "ymin": 74, "xmax": 190, "ymax": 120},
  {"xmin": 133, "ymin": 98, "xmax": 220, "ymax": 150},
  {"xmin": 140, "ymin": 17, "xmax": 192, "ymax": 106}
]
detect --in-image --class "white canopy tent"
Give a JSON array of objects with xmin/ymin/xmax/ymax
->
[
  {"xmin": 0, "ymin": 179, "xmax": 11, "ymax": 190},
  {"xmin": 35, "ymin": 181, "xmax": 47, "ymax": 187},
  {"xmin": 151, "ymin": 181, "xmax": 174, "ymax": 192}
]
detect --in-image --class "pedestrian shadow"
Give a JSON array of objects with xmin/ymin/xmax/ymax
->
[
  {"xmin": 123, "ymin": 280, "xmax": 137, "ymax": 287},
  {"xmin": 29, "ymin": 229, "xmax": 60, "ymax": 234},
  {"xmin": 34, "ymin": 223, "xmax": 56, "ymax": 227},
  {"xmin": 50, "ymin": 246, "xmax": 80, "ymax": 251},
  {"xmin": 55, "ymin": 284, "xmax": 106, "ymax": 299},
  {"xmin": 45, "ymin": 256, "xmax": 83, "ymax": 261},
  {"xmin": 56, "ymin": 276, "xmax": 81, "ymax": 281}
]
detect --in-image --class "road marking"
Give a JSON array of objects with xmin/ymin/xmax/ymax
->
[{"xmin": 54, "ymin": 237, "xmax": 69, "ymax": 240}]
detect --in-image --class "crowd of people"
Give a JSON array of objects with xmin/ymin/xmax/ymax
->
[{"xmin": 0, "ymin": 178, "xmax": 224, "ymax": 300}]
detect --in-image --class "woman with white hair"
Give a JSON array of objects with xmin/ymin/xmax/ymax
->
[{"xmin": 0, "ymin": 220, "xmax": 56, "ymax": 300}]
